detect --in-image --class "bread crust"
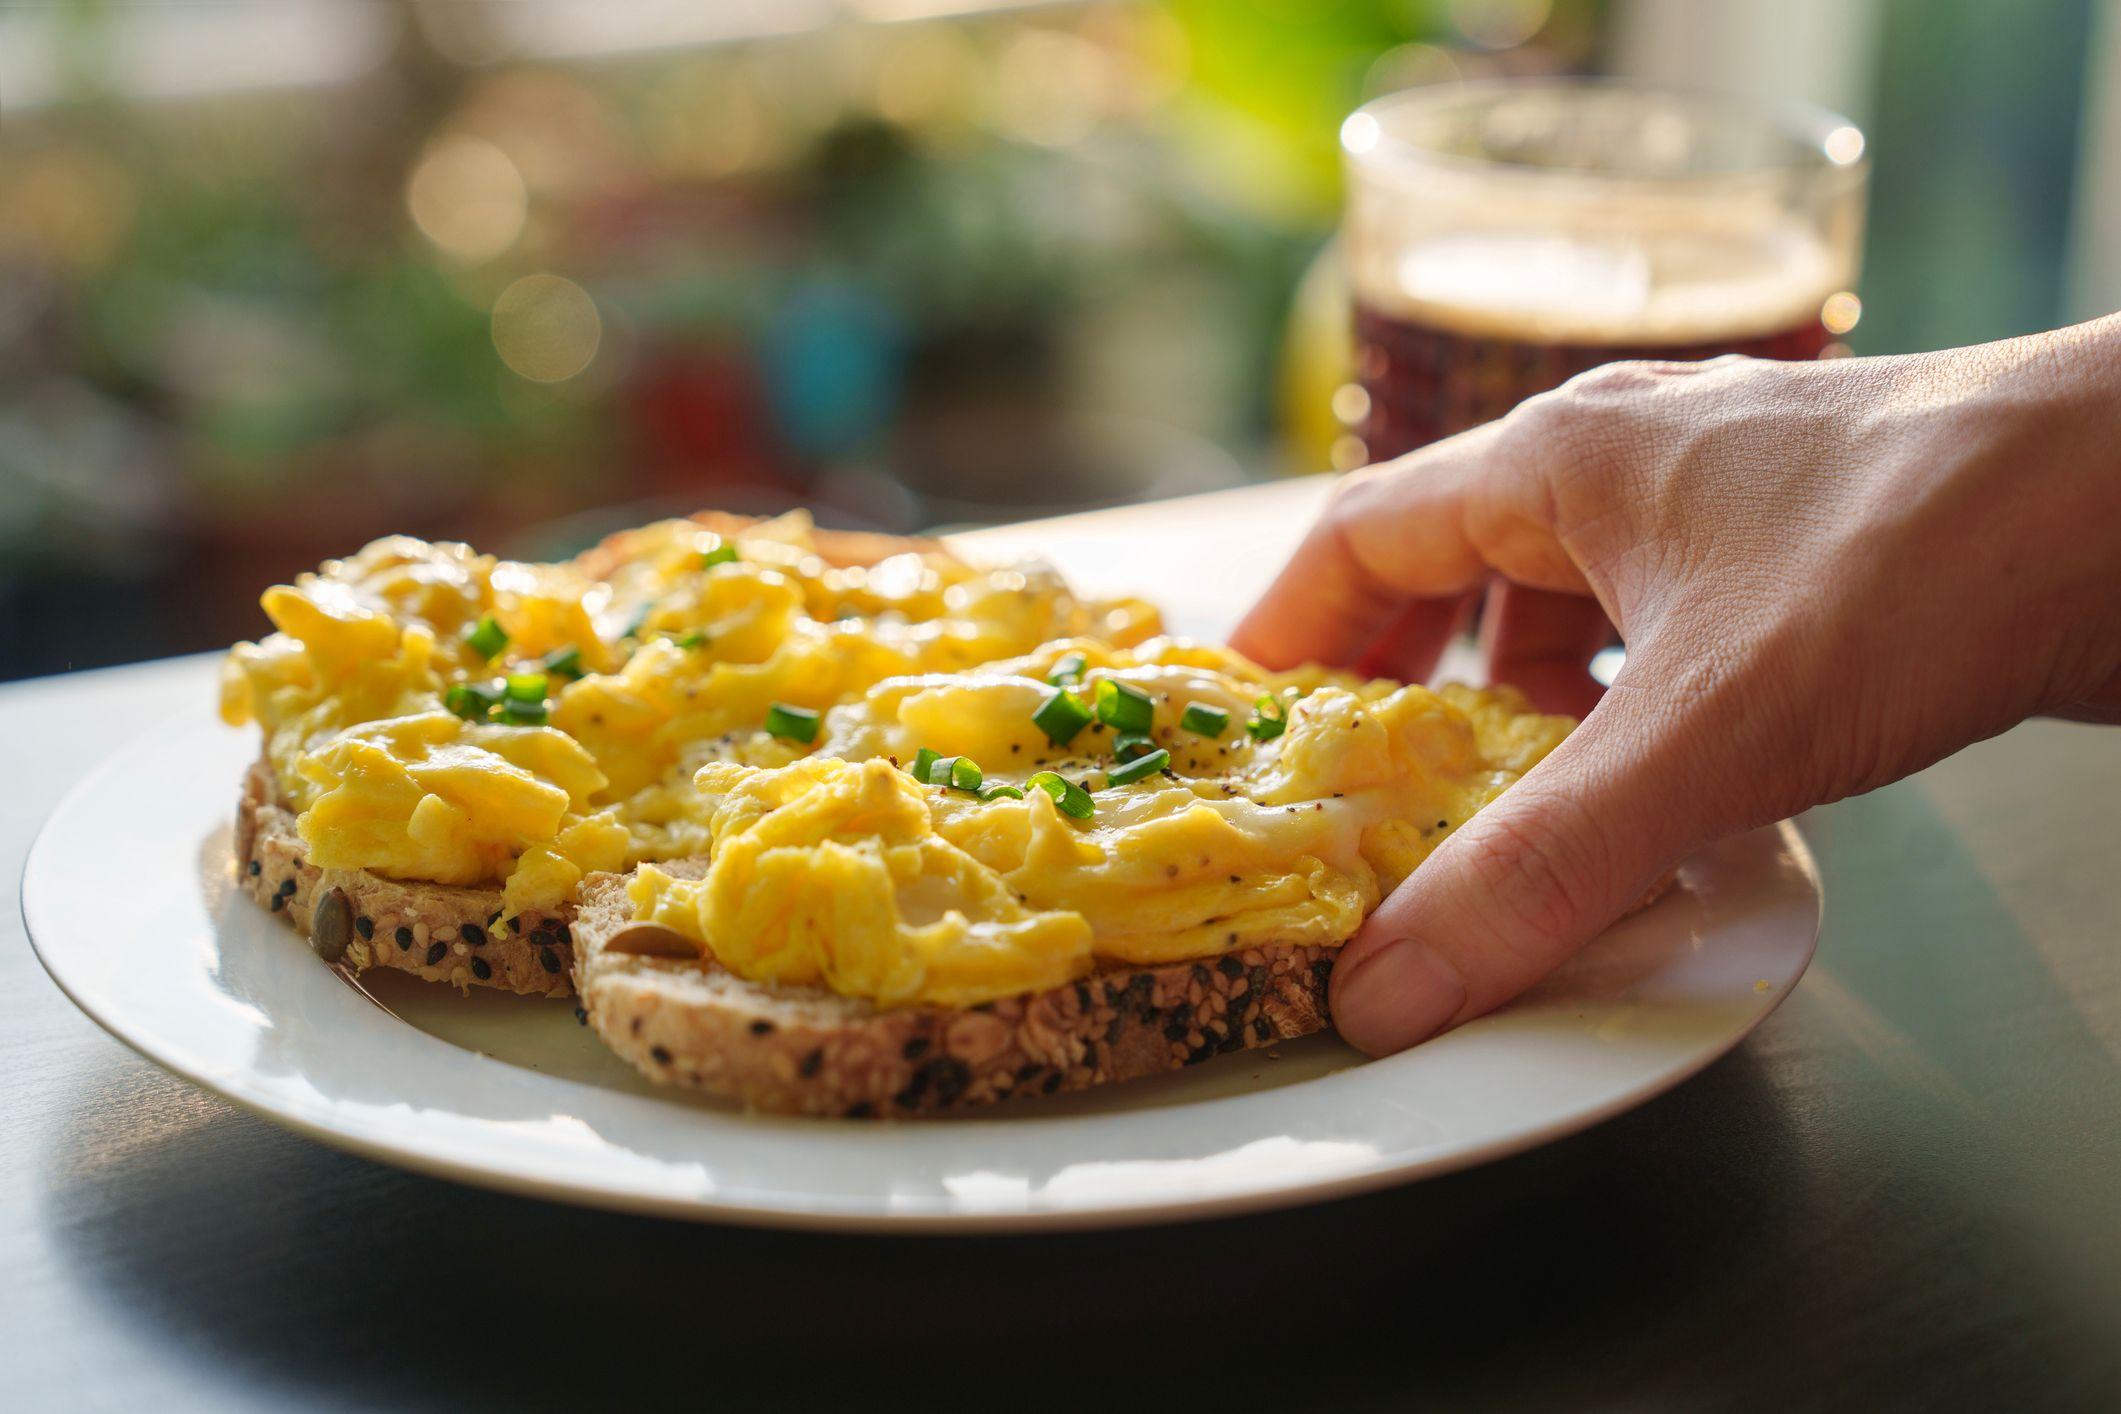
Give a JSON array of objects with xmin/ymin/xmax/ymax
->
[{"xmin": 571, "ymin": 863, "xmax": 1679, "ymax": 1118}]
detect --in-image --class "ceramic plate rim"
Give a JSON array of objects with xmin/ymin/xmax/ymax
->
[{"xmin": 25, "ymin": 713, "xmax": 1821, "ymax": 1233}]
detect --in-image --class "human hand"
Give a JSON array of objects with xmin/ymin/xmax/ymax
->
[{"xmin": 1233, "ymin": 317, "xmax": 2121, "ymax": 1055}]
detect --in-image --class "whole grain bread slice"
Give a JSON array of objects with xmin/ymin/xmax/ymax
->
[
  {"xmin": 232, "ymin": 515, "xmax": 936, "ymax": 996},
  {"xmin": 236, "ymin": 759, "xmax": 577, "ymax": 997},
  {"xmin": 571, "ymin": 863, "xmax": 1680, "ymax": 1118}
]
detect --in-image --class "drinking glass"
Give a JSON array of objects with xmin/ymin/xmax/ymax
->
[{"xmin": 1340, "ymin": 79, "xmax": 1870, "ymax": 462}]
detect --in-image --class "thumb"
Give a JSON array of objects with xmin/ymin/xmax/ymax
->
[{"xmin": 1329, "ymin": 683, "xmax": 1719, "ymax": 1055}]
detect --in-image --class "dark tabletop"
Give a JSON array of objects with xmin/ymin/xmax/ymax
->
[{"xmin": 6, "ymin": 649, "xmax": 2119, "ymax": 1414}]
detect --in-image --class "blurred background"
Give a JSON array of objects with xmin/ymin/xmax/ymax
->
[{"xmin": 0, "ymin": 0, "xmax": 2114, "ymax": 679}]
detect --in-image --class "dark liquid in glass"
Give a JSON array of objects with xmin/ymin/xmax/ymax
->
[{"xmin": 1353, "ymin": 302, "xmax": 1836, "ymax": 460}]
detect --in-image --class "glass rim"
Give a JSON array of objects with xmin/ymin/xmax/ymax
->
[{"xmin": 1342, "ymin": 77, "xmax": 1869, "ymax": 188}]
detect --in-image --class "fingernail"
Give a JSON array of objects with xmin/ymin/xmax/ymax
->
[{"xmin": 1332, "ymin": 940, "xmax": 1469, "ymax": 1056}]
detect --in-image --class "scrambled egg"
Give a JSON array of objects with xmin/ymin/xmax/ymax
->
[{"xmin": 224, "ymin": 512, "xmax": 1572, "ymax": 1007}]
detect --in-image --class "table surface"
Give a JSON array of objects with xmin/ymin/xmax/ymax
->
[{"xmin": 5, "ymin": 479, "xmax": 2117, "ymax": 1413}]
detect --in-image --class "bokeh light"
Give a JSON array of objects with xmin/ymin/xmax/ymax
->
[
  {"xmin": 406, "ymin": 135, "xmax": 527, "ymax": 263},
  {"xmin": 491, "ymin": 274, "xmax": 601, "ymax": 383},
  {"xmin": 1822, "ymin": 291, "xmax": 1863, "ymax": 335},
  {"xmin": 1825, "ymin": 125, "xmax": 1867, "ymax": 166}
]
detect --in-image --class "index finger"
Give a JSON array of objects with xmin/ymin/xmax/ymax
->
[{"xmin": 1229, "ymin": 421, "xmax": 1503, "ymax": 671}]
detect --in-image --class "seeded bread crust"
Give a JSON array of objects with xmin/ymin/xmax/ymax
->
[{"xmin": 235, "ymin": 760, "xmax": 576, "ymax": 997}]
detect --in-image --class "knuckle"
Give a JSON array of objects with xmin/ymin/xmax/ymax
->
[{"xmin": 1451, "ymin": 801, "xmax": 1608, "ymax": 956}]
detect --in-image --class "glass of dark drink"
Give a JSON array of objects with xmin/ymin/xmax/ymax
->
[{"xmin": 1340, "ymin": 80, "xmax": 1870, "ymax": 463}]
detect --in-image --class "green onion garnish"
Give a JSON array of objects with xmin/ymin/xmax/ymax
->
[
  {"xmin": 673, "ymin": 630, "xmax": 706, "ymax": 650},
  {"xmin": 504, "ymin": 672, "xmax": 548, "ymax": 704},
  {"xmin": 765, "ymin": 702, "xmax": 820, "ymax": 743},
  {"xmin": 1246, "ymin": 694, "xmax": 1287, "ymax": 742},
  {"xmin": 1095, "ymin": 678, "xmax": 1154, "ymax": 734},
  {"xmin": 700, "ymin": 541, "xmax": 739, "ymax": 569},
  {"xmin": 1026, "ymin": 771, "xmax": 1095, "ymax": 820},
  {"xmin": 464, "ymin": 614, "xmax": 508, "ymax": 659},
  {"xmin": 979, "ymin": 783, "xmax": 1025, "ymax": 801},
  {"xmin": 1047, "ymin": 652, "xmax": 1087, "ymax": 686},
  {"xmin": 541, "ymin": 646, "xmax": 583, "ymax": 680},
  {"xmin": 911, "ymin": 747, "xmax": 941, "ymax": 783},
  {"xmin": 1112, "ymin": 732, "xmax": 1156, "ymax": 763},
  {"xmin": 1181, "ymin": 703, "xmax": 1229, "ymax": 738},
  {"xmin": 444, "ymin": 682, "xmax": 500, "ymax": 722},
  {"xmin": 499, "ymin": 699, "xmax": 549, "ymax": 727},
  {"xmin": 926, "ymin": 754, "xmax": 960, "ymax": 785},
  {"xmin": 1032, "ymin": 687, "xmax": 1092, "ymax": 746},
  {"xmin": 1106, "ymin": 748, "xmax": 1170, "ymax": 786},
  {"xmin": 947, "ymin": 756, "xmax": 984, "ymax": 793}
]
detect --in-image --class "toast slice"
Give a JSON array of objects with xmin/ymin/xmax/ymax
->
[
  {"xmin": 231, "ymin": 513, "xmax": 950, "ymax": 997},
  {"xmin": 236, "ymin": 760, "xmax": 577, "ymax": 996},
  {"xmin": 570, "ymin": 860, "xmax": 1340, "ymax": 1117},
  {"xmin": 572, "ymin": 862, "xmax": 1681, "ymax": 1117}
]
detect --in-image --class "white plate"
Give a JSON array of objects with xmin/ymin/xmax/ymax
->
[{"xmin": 26, "ymin": 710, "xmax": 1819, "ymax": 1231}]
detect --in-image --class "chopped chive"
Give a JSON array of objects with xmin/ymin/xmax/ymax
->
[
  {"xmin": 504, "ymin": 672, "xmax": 548, "ymax": 704},
  {"xmin": 1095, "ymin": 678, "xmax": 1154, "ymax": 734},
  {"xmin": 765, "ymin": 702, "xmax": 820, "ymax": 743},
  {"xmin": 1107, "ymin": 748, "xmax": 1170, "ymax": 786},
  {"xmin": 1181, "ymin": 703, "xmax": 1229, "ymax": 738},
  {"xmin": 673, "ymin": 630, "xmax": 706, "ymax": 650},
  {"xmin": 1046, "ymin": 652, "xmax": 1087, "ymax": 686},
  {"xmin": 911, "ymin": 747, "xmax": 941, "ymax": 783},
  {"xmin": 699, "ymin": 541, "xmax": 739, "ymax": 569},
  {"xmin": 444, "ymin": 682, "xmax": 500, "ymax": 722},
  {"xmin": 979, "ymin": 783, "xmax": 1025, "ymax": 801},
  {"xmin": 1112, "ymin": 732, "xmax": 1156, "ymax": 763},
  {"xmin": 1246, "ymin": 694, "xmax": 1287, "ymax": 742},
  {"xmin": 948, "ymin": 756, "xmax": 984, "ymax": 793},
  {"xmin": 541, "ymin": 645, "xmax": 583, "ymax": 680},
  {"xmin": 464, "ymin": 614, "xmax": 508, "ymax": 659},
  {"xmin": 1026, "ymin": 770, "xmax": 1095, "ymax": 820},
  {"xmin": 1032, "ymin": 687, "xmax": 1092, "ymax": 746},
  {"xmin": 498, "ymin": 699, "xmax": 549, "ymax": 726}
]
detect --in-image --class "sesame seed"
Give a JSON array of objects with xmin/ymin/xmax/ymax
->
[
  {"xmin": 539, "ymin": 947, "xmax": 561, "ymax": 974},
  {"xmin": 355, "ymin": 916, "xmax": 374, "ymax": 940},
  {"xmin": 470, "ymin": 957, "xmax": 492, "ymax": 981},
  {"xmin": 650, "ymin": 1045, "xmax": 673, "ymax": 1064},
  {"xmin": 247, "ymin": 860, "xmax": 261, "ymax": 877},
  {"xmin": 462, "ymin": 924, "xmax": 486, "ymax": 948},
  {"xmin": 435, "ymin": 925, "xmax": 458, "ymax": 942},
  {"xmin": 395, "ymin": 926, "xmax": 413, "ymax": 946},
  {"xmin": 748, "ymin": 1019, "xmax": 774, "ymax": 1036},
  {"xmin": 425, "ymin": 942, "xmax": 445, "ymax": 966}
]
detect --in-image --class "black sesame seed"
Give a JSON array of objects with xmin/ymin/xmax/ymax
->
[
  {"xmin": 800, "ymin": 1048, "xmax": 823, "ymax": 1078},
  {"xmin": 1217, "ymin": 956, "xmax": 1245, "ymax": 978},
  {"xmin": 277, "ymin": 878, "xmax": 296, "ymax": 898},
  {"xmin": 470, "ymin": 957, "xmax": 492, "ymax": 981},
  {"xmin": 395, "ymin": 925, "xmax": 413, "ymax": 945},
  {"xmin": 574, "ymin": 1006, "xmax": 588, "ymax": 1026},
  {"xmin": 355, "ymin": 915, "xmax": 374, "ymax": 940},
  {"xmin": 1191, "ymin": 963, "xmax": 1211, "ymax": 988},
  {"xmin": 1163, "ymin": 1019, "xmax": 1190, "ymax": 1042},
  {"xmin": 555, "ymin": 924, "xmax": 572, "ymax": 946},
  {"xmin": 247, "ymin": 860, "xmax": 261, "ymax": 877},
  {"xmin": 487, "ymin": 910, "xmax": 502, "ymax": 928},
  {"xmin": 1016, "ymin": 1062, "xmax": 1044, "ymax": 1083},
  {"xmin": 1042, "ymin": 1073, "xmax": 1063, "ymax": 1094},
  {"xmin": 461, "ymin": 924, "xmax": 486, "ymax": 948},
  {"xmin": 539, "ymin": 947, "xmax": 561, "ymax": 974},
  {"xmin": 846, "ymin": 1101, "xmax": 876, "ymax": 1119},
  {"xmin": 1311, "ymin": 957, "xmax": 1335, "ymax": 988},
  {"xmin": 268, "ymin": 894, "xmax": 284, "ymax": 912},
  {"xmin": 650, "ymin": 1044, "xmax": 673, "ymax": 1065},
  {"xmin": 1073, "ymin": 982, "xmax": 1091, "ymax": 1011},
  {"xmin": 748, "ymin": 1019, "xmax": 774, "ymax": 1036},
  {"xmin": 425, "ymin": 942, "xmax": 446, "ymax": 966},
  {"xmin": 902, "ymin": 1036, "xmax": 931, "ymax": 1060},
  {"xmin": 1253, "ymin": 1017, "xmax": 1272, "ymax": 1041}
]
